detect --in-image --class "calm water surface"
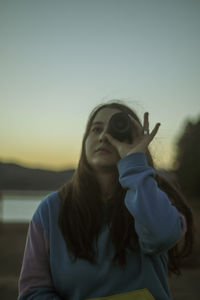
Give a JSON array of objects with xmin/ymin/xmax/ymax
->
[{"xmin": 0, "ymin": 191, "xmax": 54, "ymax": 222}]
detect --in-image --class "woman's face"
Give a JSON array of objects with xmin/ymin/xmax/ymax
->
[{"xmin": 85, "ymin": 108, "xmax": 122, "ymax": 171}]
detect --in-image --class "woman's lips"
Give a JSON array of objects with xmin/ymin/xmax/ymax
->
[{"xmin": 95, "ymin": 148, "xmax": 111, "ymax": 153}]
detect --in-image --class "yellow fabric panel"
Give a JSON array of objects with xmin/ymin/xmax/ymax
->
[{"xmin": 85, "ymin": 288, "xmax": 155, "ymax": 300}]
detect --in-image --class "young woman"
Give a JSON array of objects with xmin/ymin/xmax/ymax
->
[{"xmin": 18, "ymin": 101, "xmax": 193, "ymax": 300}]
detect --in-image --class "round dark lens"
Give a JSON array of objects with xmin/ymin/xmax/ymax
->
[
  {"xmin": 116, "ymin": 119, "xmax": 126, "ymax": 129},
  {"xmin": 107, "ymin": 112, "xmax": 132, "ymax": 143}
]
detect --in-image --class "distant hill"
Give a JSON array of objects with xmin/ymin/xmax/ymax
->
[{"xmin": 0, "ymin": 162, "xmax": 75, "ymax": 191}]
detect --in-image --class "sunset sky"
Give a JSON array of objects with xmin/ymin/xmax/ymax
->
[{"xmin": 1, "ymin": 0, "xmax": 199, "ymax": 171}]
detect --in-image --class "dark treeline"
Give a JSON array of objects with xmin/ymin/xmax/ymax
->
[{"xmin": 174, "ymin": 116, "xmax": 200, "ymax": 198}]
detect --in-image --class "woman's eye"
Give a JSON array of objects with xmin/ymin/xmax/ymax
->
[{"xmin": 92, "ymin": 127, "xmax": 102, "ymax": 133}]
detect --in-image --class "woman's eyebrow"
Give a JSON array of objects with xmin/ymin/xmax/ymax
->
[{"xmin": 91, "ymin": 121, "xmax": 104, "ymax": 126}]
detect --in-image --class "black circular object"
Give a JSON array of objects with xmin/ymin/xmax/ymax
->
[{"xmin": 107, "ymin": 112, "xmax": 132, "ymax": 143}]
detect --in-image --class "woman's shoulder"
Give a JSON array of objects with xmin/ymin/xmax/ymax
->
[
  {"xmin": 32, "ymin": 191, "xmax": 61, "ymax": 225},
  {"xmin": 38, "ymin": 191, "xmax": 61, "ymax": 210},
  {"xmin": 42, "ymin": 191, "xmax": 61, "ymax": 205}
]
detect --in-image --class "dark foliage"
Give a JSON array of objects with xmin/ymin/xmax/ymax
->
[{"xmin": 175, "ymin": 117, "xmax": 200, "ymax": 197}]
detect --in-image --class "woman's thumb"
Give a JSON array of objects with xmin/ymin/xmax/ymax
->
[{"xmin": 105, "ymin": 133, "xmax": 117, "ymax": 145}]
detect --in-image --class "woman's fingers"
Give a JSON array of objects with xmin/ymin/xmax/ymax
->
[
  {"xmin": 143, "ymin": 112, "xmax": 149, "ymax": 134},
  {"xmin": 105, "ymin": 113, "xmax": 161, "ymax": 157},
  {"xmin": 129, "ymin": 112, "xmax": 160, "ymax": 139},
  {"xmin": 104, "ymin": 132, "xmax": 121, "ymax": 148},
  {"xmin": 149, "ymin": 123, "xmax": 161, "ymax": 140},
  {"xmin": 128, "ymin": 114, "xmax": 143, "ymax": 136}
]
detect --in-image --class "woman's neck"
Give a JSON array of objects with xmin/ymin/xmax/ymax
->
[{"xmin": 95, "ymin": 171, "xmax": 117, "ymax": 201}]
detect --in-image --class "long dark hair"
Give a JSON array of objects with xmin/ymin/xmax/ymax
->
[{"xmin": 58, "ymin": 101, "xmax": 194, "ymax": 276}]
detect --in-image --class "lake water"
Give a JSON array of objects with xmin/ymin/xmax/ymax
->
[{"xmin": 0, "ymin": 191, "xmax": 54, "ymax": 223}]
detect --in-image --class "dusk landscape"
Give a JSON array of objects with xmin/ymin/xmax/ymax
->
[{"xmin": 1, "ymin": 0, "xmax": 200, "ymax": 299}]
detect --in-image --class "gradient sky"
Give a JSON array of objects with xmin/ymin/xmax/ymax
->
[{"xmin": 0, "ymin": 0, "xmax": 200, "ymax": 170}]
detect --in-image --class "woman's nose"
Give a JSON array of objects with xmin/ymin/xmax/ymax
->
[{"xmin": 99, "ymin": 130, "xmax": 109, "ymax": 143}]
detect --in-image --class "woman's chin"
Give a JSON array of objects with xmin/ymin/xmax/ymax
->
[{"xmin": 91, "ymin": 159, "xmax": 117, "ymax": 170}]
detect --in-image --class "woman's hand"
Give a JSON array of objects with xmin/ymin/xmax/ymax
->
[{"xmin": 104, "ymin": 112, "xmax": 161, "ymax": 158}]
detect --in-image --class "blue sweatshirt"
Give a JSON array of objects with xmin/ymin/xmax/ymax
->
[{"xmin": 18, "ymin": 153, "xmax": 186, "ymax": 300}]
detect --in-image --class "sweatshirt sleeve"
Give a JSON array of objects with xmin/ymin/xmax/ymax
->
[
  {"xmin": 117, "ymin": 152, "xmax": 183, "ymax": 254},
  {"xmin": 18, "ymin": 217, "xmax": 63, "ymax": 299}
]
